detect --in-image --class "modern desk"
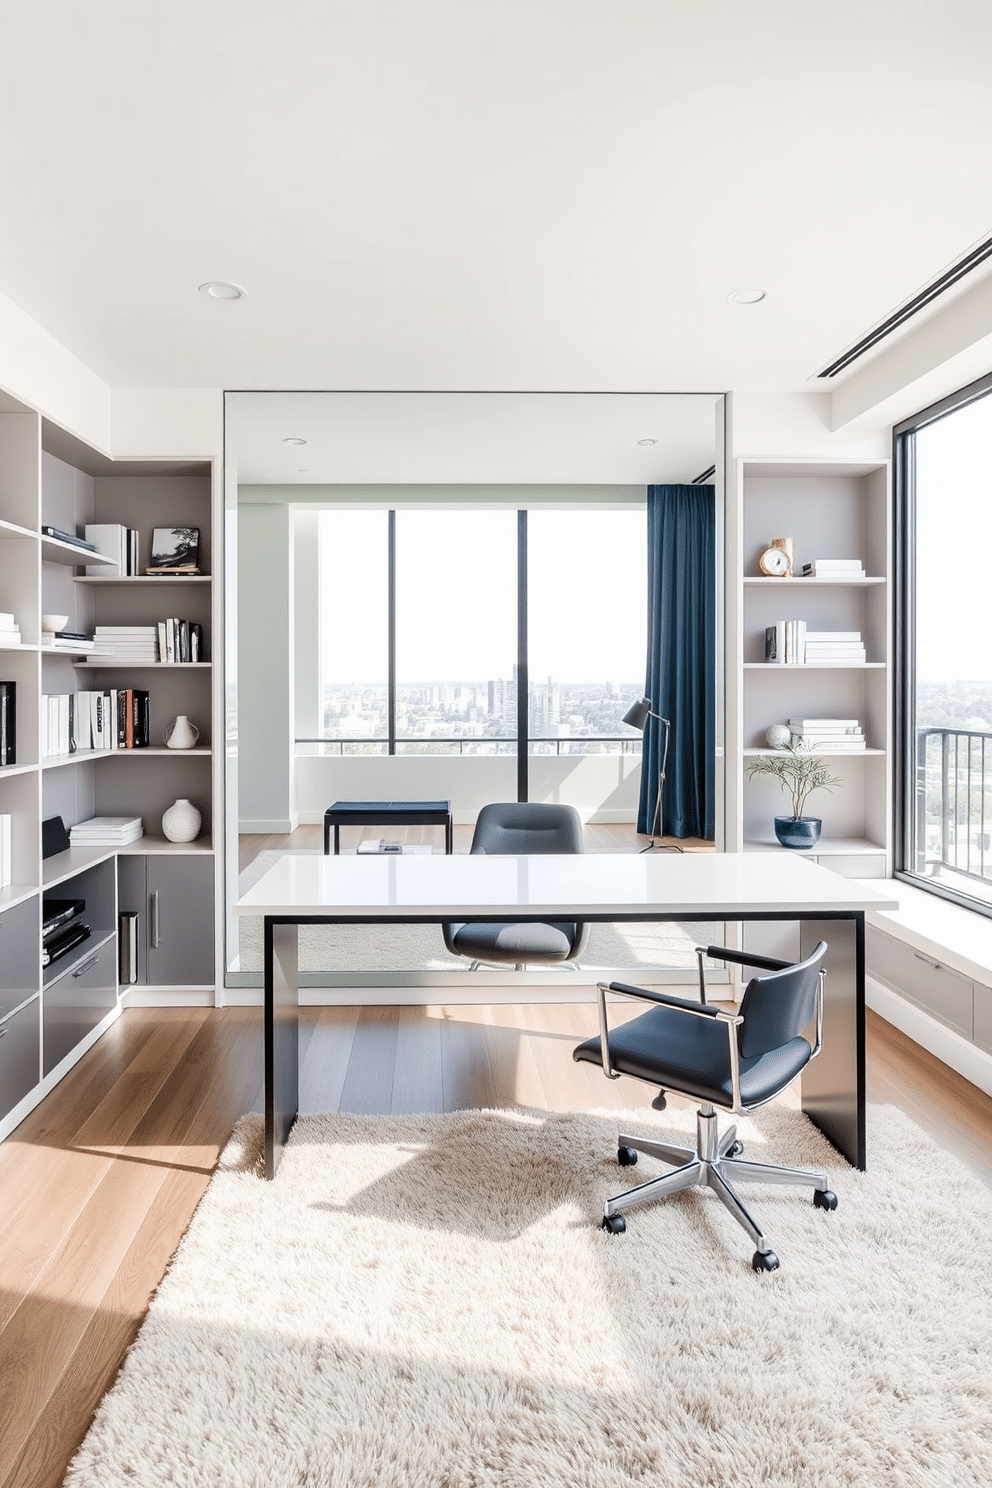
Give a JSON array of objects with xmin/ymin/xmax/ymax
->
[
  {"xmin": 322, "ymin": 799, "xmax": 453, "ymax": 855},
  {"xmin": 235, "ymin": 852, "xmax": 898, "ymax": 1179}
]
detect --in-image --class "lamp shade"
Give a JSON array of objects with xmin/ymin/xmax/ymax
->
[{"xmin": 622, "ymin": 696, "xmax": 652, "ymax": 731}]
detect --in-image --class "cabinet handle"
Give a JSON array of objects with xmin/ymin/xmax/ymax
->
[
  {"xmin": 150, "ymin": 890, "xmax": 161, "ymax": 948},
  {"xmin": 913, "ymin": 951, "xmax": 942, "ymax": 971},
  {"xmin": 72, "ymin": 956, "xmax": 99, "ymax": 978}
]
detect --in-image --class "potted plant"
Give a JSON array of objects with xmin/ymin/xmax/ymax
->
[{"xmin": 746, "ymin": 741, "xmax": 841, "ymax": 849}]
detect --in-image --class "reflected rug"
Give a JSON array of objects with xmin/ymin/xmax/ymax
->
[
  {"xmin": 65, "ymin": 1104, "xmax": 992, "ymax": 1487},
  {"xmin": 236, "ymin": 850, "xmax": 710, "ymax": 973}
]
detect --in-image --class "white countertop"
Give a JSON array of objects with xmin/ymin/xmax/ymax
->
[{"xmin": 235, "ymin": 851, "xmax": 900, "ymax": 920}]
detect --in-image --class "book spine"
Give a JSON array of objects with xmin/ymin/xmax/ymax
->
[{"xmin": 0, "ymin": 680, "xmax": 15, "ymax": 766}]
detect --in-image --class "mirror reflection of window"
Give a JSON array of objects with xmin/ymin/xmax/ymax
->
[{"xmin": 318, "ymin": 510, "xmax": 389, "ymax": 754}]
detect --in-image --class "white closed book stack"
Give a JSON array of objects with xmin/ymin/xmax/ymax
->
[
  {"xmin": 0, "ymin": 612, "xmax": 21, "ymax": 646},
  {"xmin": 789, "ymin": 718, "xmax": 866, "ymax": 751},
  {"xmin": 69, "ymin": 815, "xmax": 144, "ymax": 846},
  {"xmin": 802, "ymin": 630, "xmax": 866, "ymax": 664},
  {"xmin": 92, "ymin": 626, "xmax": 160, "ymax": 662},
  {"xmin": 800, "ymin": 558, "xmax": 866, "ymax": 578}
]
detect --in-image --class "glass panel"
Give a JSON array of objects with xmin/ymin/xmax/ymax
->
[
  {"xmin": 527, "ymin": 508, "xmax": 646, "ymax": 755},
  {"xmin": 910, "ymin": 390, "xmax": 992, "ymax": 906},
  {"xmin": 318, "ymin": 510, "xmax": 388, "ymax": 744},
  {"xmin": 394, "ymin": 510, "xmax": 517, "ymax": 752}
]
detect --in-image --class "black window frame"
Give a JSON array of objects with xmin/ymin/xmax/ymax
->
[{"xmin": 893, "ymin": 366, "xmax": 992, "ymax": 917}]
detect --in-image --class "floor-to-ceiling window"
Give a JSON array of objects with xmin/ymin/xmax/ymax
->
[
  {"xmin": 314, "ymin": 504, "xmax": 646, "ymax": 774},
  {"xmin": 895, "ymin": 372, "xmax": 992, "ymax": 911}
]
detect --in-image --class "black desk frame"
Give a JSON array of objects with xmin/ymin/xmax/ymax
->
[
  {"xmin": 322, "ymin": 801, "xmax": 454, "ymax": 855},
  {"xmin": 263, "ymin": 906, "xmax": 865, "ymax": 1181}
]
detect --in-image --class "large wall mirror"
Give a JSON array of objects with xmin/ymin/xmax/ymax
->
[{"xmin": 224, "ymin": 391, "xmax": 725, "ymax": 993}]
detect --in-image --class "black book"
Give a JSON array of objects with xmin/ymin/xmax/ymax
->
[
  {"xmin": 0, "ymin": 680, "xmax": 15, "ymax": 766},
  {"xmin": 43, "ymin": 897, "xmax": 85, "ymax": 938},
  {"xmin": 190, "ymin": 623, "xmax": 204, "ymax": 663},
  {"xmin": 41, "ymin": 525, "xmax": 99, "ymax": 551},
  {"xmin": 42, "ymin": 922, "xmax": 91, "ymax": 968},
  {"xmin": 131, "ymin": 688, "xmax": 150, "ymax": 747}
]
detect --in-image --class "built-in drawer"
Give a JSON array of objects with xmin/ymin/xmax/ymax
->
[
  {"xmin": 0, "ymin": 895, "xmax": 39, "ymax": 1021},
  {"xmin": 0, "ymin": 997, "xmax": 41, "ymax": 1120},
  {"xmin": 823, "ymin": 854, "xmax": 887, "ymax": 879},
  {"xmin": 866, "ymin": 926, "xmax": 974, "ymax": 1039},
  {"xmin": 43, "ymin": 934, "xmax": 117, "ymax": 1076},
  {"xmin": 974, "ymin": 984, "xmax": 992, "ymax": 1056}
]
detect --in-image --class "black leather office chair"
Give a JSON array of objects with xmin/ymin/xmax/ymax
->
[
  {"xmin": 574, "ymin": 940, "xmax": 837, "ymax": 1271},
  {"xmin": 443, "ymin": 802, "xmax": 590, "ymax": 970}
]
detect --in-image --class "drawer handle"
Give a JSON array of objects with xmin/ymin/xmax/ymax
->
[
  {"xmin": 913, "ymin": 951, "xmax": 942, "ymax": 971},
  {"xmin": 72, "ymin": 956, "xmax": 99, "ymax": 978},
  {"xmin": 150, "ymin": 890, "xmax": 161, "ymax": 948}
]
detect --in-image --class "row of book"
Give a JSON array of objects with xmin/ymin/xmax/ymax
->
[
  {"xmin": 0, "ymin": 680, "xmax": 14, "ymax": 765},
  {"xmin": 84, "ymin": 523, "xmax": 201, "ymax": 576},
  {"xmin": 92, "ymin": 620, "xmax": 204, "ymax": 663},
  {"xmin": 800, "ymin": 559, "xmax": 866, "ymax": 579},
  {"xmin": 41, "ymin": 689, "xmax": 150, "ymax": 757},
  {"xmin": 789, "ymin": 717, "xmax": 867, "ymax": 752},
  {"xmin": 764, "ymin": 622, "xmax": 867, "ymax": 664},
  {"xmin": 0, "ymin": 813, "xmax": 10, "ymax": 886}
]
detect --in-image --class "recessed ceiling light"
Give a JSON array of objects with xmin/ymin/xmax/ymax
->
[
  {"xmin": 198, "ymin": 281, "xmax": 246, "ymax": 300},
  {"xmin": 282, "ymin": 437, "xmax": 308, "ymax": 446},
  {"xmin": 636, "ymin": 438, "xmax": 657, "ymax": 446},
  {"xmin": 727, "ymin": 288, "xmax": 766, "ymax": 305}
]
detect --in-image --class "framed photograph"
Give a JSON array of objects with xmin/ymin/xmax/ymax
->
[{"xmin": 148, "ymin": 526, "xmax": 200, "ymax": 573}]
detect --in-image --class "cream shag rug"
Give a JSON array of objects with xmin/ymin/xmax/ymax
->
[
  {"xmin": 66, "ymin": 1104, "xmax": 992, "ymax": 1487},
  {"xmin": 236, "ymin": 850, "xmax": 709, "ymax": 972}
]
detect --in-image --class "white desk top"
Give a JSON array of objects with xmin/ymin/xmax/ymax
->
[{"xmin": 235, "ymin": 851, "xmax": 900, "ymax": 920}]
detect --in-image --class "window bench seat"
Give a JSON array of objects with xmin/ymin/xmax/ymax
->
[{"xmin": 861, "ymin": 878, "xmax": 992, "ymax": 1097}]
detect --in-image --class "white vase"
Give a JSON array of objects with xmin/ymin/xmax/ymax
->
[
  {"xmin": 164, "ymin": 714, "xmax": 200, "ymax": 749},
  {"xmin": 162, "ymin": 798, "xmax": 202, "ymax": 843}
]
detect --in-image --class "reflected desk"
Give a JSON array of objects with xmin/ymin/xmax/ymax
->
[{"xmin": 234, "ymin": 852, "xmax": 898, "ymax": 1179}]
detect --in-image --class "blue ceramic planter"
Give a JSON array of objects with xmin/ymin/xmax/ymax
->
[{"xmin": 773, "ymin": 816, "xmax": 822, "ymax": 850}]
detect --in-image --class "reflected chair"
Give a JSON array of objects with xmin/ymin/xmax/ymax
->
[
  {"xmin": 442, "ymin": 802, "xmax": 590, "ymax": 970},
  {"xmin": 573, "ymin": 940, "xmax": 837, "ymax": 1271}
]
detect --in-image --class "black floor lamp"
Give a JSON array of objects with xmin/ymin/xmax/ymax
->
[{"xmin": 622, "ymin": 696, "xmax": 683, "ymax": 853}]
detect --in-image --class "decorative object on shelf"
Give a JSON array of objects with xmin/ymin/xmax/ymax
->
[
  {"xmin": 164, "ymin": 714, "xmax": 200, "ymax": 749},
  {"xmin": 41, "ymin": 815, "xmax": 71, "ymax": 859},
  {"xmin": 162, "ymin": 797, "xmax": 201, "ymax": 843},
  {"xmin": 746, "ymin": 743, "xmax": 841, "ymax": 850},
  {"xmin": 764, "ymin": 723, "xmax": 792, "ymax": 749},
  {"xmin": 621, "ymin": 697, "xmax": 683, "ymax": 853},
  {"xmin": 147, "ymin": 526, "xmax": 200, "ymax": 575},
  {"xmin": 41, "ymin": 613, "xmax": 69, "ymax": 633},
  {"xmin": 757, "ymin": 536, "xmax": 794, "ymax": 577}
]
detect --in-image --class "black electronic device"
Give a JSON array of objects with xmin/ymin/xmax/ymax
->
[
  {"xmin": 43, "ymin": 897, "xmax": 85, "ymax": 940},
  {"xmin": 42, "ymin": 922, "xmax": 91, "ymax": 968}
]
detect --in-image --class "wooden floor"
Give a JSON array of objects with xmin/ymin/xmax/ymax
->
[{"xmin": 2, "ymin": 996, "xmax": 992, "ymax": 1488}]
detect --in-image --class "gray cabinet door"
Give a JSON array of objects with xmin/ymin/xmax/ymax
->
[
  {"xmin": 147, "ymin": 855, "xmax": 215, "ymax": 987},
  {"xmin": 43, "ymin": 937, "xmax": 117, "ymax": 1076}
]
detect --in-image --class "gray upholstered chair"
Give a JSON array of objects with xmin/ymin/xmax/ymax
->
[
  {"xmin": 442, "ymin": 802, "xmax": 590, "ymax": 970},
  {"xmin": 573, "ymin": 940, "xmax": 837, "ymax": 1271}
]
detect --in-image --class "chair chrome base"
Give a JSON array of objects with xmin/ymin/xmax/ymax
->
[{"xmin": 604, "ymin": 1106, "xmax": 834, "ymax": 1269}]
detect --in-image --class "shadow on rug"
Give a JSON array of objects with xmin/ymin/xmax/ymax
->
[{"xmin": 65, "ymin": 1104, "xmax": 992, "ymax": 1487}]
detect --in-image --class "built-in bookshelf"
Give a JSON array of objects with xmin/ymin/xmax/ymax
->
[
  {"xmin": 732, "ymin": 458, "xmax": 891, "ymax": 877},
  {"xmin": 0, "ymin": 394, "xmax": 219, "ymax": 1141}
]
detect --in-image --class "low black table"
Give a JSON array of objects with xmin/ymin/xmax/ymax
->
[{"xmin": 322, "ymin": 798, "xmax": 453, "ymax": 855}]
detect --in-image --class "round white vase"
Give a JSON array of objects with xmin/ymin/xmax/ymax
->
[
  {"xmin": 162, "ymin": 798, "xmax": 202, "ymax": 843},
  {"xmin": 164, "ymin": 714, "xmax": 200, "ymax": 750}
]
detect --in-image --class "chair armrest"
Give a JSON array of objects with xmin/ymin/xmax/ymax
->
[
  {"xmin": 606, "ymin": 980, "xmax": 725, "ymax": 1017},
  {"xmin": 697, "ymin": 945, "xmax": 792, "ymax": 973},
  {"xmin": 595, "ymin": 980, "xmax": 740, "ymax": 1082}
]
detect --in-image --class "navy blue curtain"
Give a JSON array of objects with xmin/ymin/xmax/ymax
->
[{"xmin": 636, "ymin": 484, "xmax": 716, "ymax": 841}]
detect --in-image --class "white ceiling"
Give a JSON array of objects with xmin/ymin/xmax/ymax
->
[{"xmin": 1, "ymin": 1, "xmax": 991, "ymax": 397}]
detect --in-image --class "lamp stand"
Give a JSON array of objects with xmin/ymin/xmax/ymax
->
[{"xmin": 640, "ymin": 714, "xmax": 683, "ymax": 854}]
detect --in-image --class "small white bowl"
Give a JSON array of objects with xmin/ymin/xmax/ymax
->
[{"xmin": 42, "ymin": 614, "xmax": 69, "ymax": 633}]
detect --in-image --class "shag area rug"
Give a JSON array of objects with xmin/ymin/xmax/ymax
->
[
  {"xmin": 236, "ymin": 850, "xmax": 708, "ymax": 972},
  {"xmin": 66, "ymin": 1104, "xmax": 992, "ymax": 1488}
]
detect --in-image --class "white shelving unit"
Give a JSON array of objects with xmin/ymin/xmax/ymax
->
[
  {"xmin": 0, "ymin": 392, "xmax": 220, "ymax": 1141},
  {"xmin": 731, "ymin": 459, "xmax": 891, "ymax": 878}
]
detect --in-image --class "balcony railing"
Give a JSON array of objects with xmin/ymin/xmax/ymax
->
[
  {"xmin": 917, "ymin": 726, "xmax": 992, "ymax": 889},
  {"xmin": 295, "ymin": 735, "xmax": 645, "ymax": 758}
]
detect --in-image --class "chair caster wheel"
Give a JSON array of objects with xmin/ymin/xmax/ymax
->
[
  {"xmin": 726, "ymin": 1140, "xmax": 744, "ymax": 1158},
  {"xmin": 752, "ymin": 1249, "xmax": 779, "ymax": 1273},
  {"xmin": 617, "ymin": 1145, "xmax": 638, "ymax": 1167},
  {"xmin": 813, "ymin": 1188, "xmax": 838, "ymax": 1212},
  {"xmin": 602, "ymin": 1214, "xmax": 627, "ymax": 1235}
]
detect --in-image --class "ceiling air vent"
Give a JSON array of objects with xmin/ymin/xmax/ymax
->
[{"xmin": 816, "ymin": 232, "xmax": 992, "ymax": 379}]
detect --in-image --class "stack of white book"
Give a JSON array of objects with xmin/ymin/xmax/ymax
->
[
  {"xmin": 803, "ymin": 630, "xmax": 866, "ymax": 664},
  {"xmin": 0, "ymin": 612, "xmax": 21, "ymax": 646},
  {"xmin": 801, "ymin": 559, "xmax": 866, "ymax": 578},
  {"xmin": 789, "ymin": 718, "xmax": 866, "ymax": 751},
  {"xmin": 92, "ymin": 626, "xmax": 160, "ymax": 662},
  {"xmin": 0, "ymin": 813, "xmax": 11, "ymax": 886},
  {"xmin": 69, "ymin": 815, "xmax": 144, "ymax": 846}
]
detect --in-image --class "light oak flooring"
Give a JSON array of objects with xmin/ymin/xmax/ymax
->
[{"xmin": 2, "ymin": 1001, "xmax": 992, "ymax": 1488}]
